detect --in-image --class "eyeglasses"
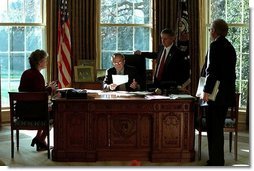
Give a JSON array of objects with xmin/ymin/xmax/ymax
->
[{"xmin": 113, "ymin": 61, "xmax": 123, "ymax": 65}]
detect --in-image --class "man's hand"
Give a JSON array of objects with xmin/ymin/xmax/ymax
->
[
  {"xmin": 109, "ymin": 83, "xmax": 117, "ymax": 90},
  {"xmin": 134, "ymin": 50, "xmax": 141, "ymax": 55},
  {"xmin": 201, "ymin": 92, "xmax": 209, "ymax": 102}
]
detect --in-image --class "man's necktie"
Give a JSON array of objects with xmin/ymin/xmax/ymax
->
[{"xmin": 156, "ymin": 49, "xmax": 166, "ymax": 81}]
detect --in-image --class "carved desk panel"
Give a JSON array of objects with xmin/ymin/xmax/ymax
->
[{"xmin": 52, "ymin": 95, "xmax": 195, "ymax": 162}]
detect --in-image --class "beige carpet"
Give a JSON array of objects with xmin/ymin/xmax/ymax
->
[{"xmin": 0, "ymin": 124, "xmax": 250, "ymax": 167}]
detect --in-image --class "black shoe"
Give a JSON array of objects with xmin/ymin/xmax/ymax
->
[
  {"xmin": 31, "ymin": 138, "xmax": 38, "ymax": 147},
  {"xmin": 206, "ymin": 160, "xmax": 224, "ymax": 166},
  {"xmin": 206, "ymin": 160, "xmax": 212, "ymax": 166},
  {"xmin": 36, "ymin": 141, "xmax": 48, "ymax": 151}
]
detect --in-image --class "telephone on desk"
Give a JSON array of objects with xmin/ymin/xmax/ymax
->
[{"xmin": 57, "ymin": 88, "xmax": 87, "ymax": 99}]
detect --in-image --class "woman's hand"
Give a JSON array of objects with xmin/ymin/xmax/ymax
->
[{"xmin": 48, "ymin": 81, "xmax": 58, "ymax": 92}]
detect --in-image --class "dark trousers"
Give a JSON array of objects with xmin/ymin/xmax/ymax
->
[{"xmin": 206, "ymin": 103, "xmax": 228, "ymax": 166}]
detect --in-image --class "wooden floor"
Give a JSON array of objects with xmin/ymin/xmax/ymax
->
[{"xmin": 0, "ymin": 123, "xmax": 250, "ymax": 167}]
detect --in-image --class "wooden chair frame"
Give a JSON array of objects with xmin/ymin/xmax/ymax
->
[
  {"xmin": 196, "ymin": 93, "xmax": 240, "ymax": 161},
  {"xmin": 9, "ymin": 92, "xmax": 51, "ymax": 159}
]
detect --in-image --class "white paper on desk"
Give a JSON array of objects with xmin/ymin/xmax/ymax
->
[{"xmin": 112, "ymin": 75, "xmax": 128, "ymax": 85}]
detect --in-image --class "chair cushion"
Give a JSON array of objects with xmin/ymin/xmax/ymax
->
[
  {"xmin": 224, "ymin": 118, "xmax": 236, "ymax": 128},
  {"xmin": 196, "ymin": 118, "xmax": 236, "ymax": 131}
]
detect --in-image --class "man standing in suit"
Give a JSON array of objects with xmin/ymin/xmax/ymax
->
[
  {"xmin": 134, "ymin": 28, "xmax": 190, "ymax": 91},
  {"xmin": 103, "ymin": 53, "xmax": 141, "ymax": 91},
  {"xmin": 200, "ymin": 19, "xmax": 236, "ymax": 166}
]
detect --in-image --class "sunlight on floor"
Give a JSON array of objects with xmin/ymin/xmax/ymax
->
[
  {"xmin": 240, "ymin": 149, "xmax": 249, "ymax": 153},
  {"xmin": 232, "ymin": 164, "xmax": 250, "ymax": 166},
  {"xmin": 20, "ymin": 129, "xmax": 54, "ymax": 144},
  {"xmin": 195, "ymin": 130, "xmax": 207, "ymax": 136},
  {"xmin": 20, "ymin": 130, "xmax": 36, "ymax": 137}
]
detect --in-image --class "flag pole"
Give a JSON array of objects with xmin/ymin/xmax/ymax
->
[{"xmin": 176, "ymin": 0, "xmax": 181, "ymax": 47}]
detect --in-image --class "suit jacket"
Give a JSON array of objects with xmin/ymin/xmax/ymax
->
[
  {"xmin": 141, "ymin": 44, "xmax": 190, "ymax": 88},
  {"xmin": 103, "ymin": 64, "xmax": 141, "ymax": 91},
  {"xmin": 201, "ymin": 36, "xmax": 236, "ymax": 106}
]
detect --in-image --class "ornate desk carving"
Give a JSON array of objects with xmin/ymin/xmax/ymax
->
[{"xmin": 52, "ymin": 94, "xmax": 195, "ymax": 162}]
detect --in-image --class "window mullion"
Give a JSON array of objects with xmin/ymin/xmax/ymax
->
[{"xmin": 0, "ymin": 0, "xmax": 46, "ymax": 107}]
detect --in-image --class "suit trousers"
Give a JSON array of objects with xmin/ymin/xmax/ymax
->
[{"xmin": 206, "ymin": 103, "xmax": 228, "ymax": 165}]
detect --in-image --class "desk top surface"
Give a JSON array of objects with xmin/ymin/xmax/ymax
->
[{"xmin": 54, "ymin": 89, "xmax": 196, "ymax": 101}]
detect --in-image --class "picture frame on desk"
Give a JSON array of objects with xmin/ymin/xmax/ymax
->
[
  {"xmin": 96, "ymin": 69, "xmax": 106, "ymax": 82},
  {"xmin": 74, "ymin": 65, "xmax": 95, "ymax": 82}
]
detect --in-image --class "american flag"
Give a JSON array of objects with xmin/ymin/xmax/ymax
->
[
  {"xmin": 176, "ymin": 0, "xmax": 189, "ymax": 55},
  {"xmin": 176, "ymin": 0, "xmax": 191, "ymax": 88},
  {"xmin": 57, "ymin": 0, "xmax": 72, "ymax": 88}
]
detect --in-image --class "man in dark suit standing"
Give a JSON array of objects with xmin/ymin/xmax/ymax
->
[
  {"xmin": 134, "ymin": 28, "xmax": 190, "ymax": 91},
  {"xmin": 103, "ymin": 53, "xmax": 141, "ymax": 91},
  {"xmin": 200, "ymin": 19, "xmax": 236, "ymax": 166}
]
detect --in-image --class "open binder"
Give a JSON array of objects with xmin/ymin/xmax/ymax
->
[{"xmin": 196, "ymin": 77, "xmax": 220, "ymax": 101}]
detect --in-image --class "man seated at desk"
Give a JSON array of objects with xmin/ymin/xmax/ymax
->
[{"xmin": 103, "ymin": 53, "xmax": 141, "ymax": 91}]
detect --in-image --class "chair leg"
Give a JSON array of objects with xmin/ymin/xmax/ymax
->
[
  {"xmin": 47, "ymin": 128, "xmax": 50, "ymax": 159},
  {"xmin": 229, "ymin": 132, "xmax": 232, "ymax": 152},
  {"xmin": 198, "ymin": 131, "xmax": 202, "ymax": 160},
  {"xmin": 234, "ymin": 131, "xmax": 238, "ymax": 161},
  {"xmin": 11, "ymin": 129, "xmax": 14, "ymax": 158},
  {"xmin": 16, "ymin": 130, "xmax": 19, "ymax": 151}
]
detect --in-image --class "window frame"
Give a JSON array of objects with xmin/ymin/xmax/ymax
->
[
  {"xmin": 0, "ymin": 0, "xmax": 47, "ymax": 108},
  {"xmin": 205, "ymin": 0, "xmax": 249, "ymax": 109},
  {"xmin": 97, "ymin": 0, "xmax": 153, "ymax": 70}
]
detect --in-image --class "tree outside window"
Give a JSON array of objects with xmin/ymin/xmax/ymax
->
[
  {"xmin": 207, "ymin": 0, "xmax": 249, "ymax": 108},
  {"xmin": 99, "ymin": 0, "xmax": 153, "ymax": 69}
]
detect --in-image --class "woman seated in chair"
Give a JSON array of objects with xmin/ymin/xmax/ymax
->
[{"xmin": 18, "ymin": 49, "xmax": 57, "ymax": 151}]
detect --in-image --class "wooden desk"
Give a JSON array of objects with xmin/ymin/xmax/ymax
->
[{"xmin": 52, "ymin": 93, "xmax": 196, "ymax": 162}]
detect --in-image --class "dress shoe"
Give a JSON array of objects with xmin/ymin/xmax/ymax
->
[
  {"xmin": 37, "ymin": 145, "xmax": 53, "ymax": 151},
  {"xmin": 36, "ymin": 145, "xmax": 48, "ymax": 151},
  {"xmin": 31, "ymin": 138, "xmax": 38, "ymax": 147},
  {"xmin": 206, "ymin": 160, "xmax": 224, "ymax": 166},
  {"xmin": 36, "ymin": 141, "xmax": 48, "ymax": 151}
]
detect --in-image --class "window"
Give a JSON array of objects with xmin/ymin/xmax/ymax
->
[
  {"xmin": 0, "ymin": 0, "xmax": 46, "ymax": 107},
  {"xmin": 206, "ymin": 0, "xmax": 249, "ymax": 108},
  {"xmin": 99, "ymin": 0, "xmax": 153, "ymax": 69}
]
